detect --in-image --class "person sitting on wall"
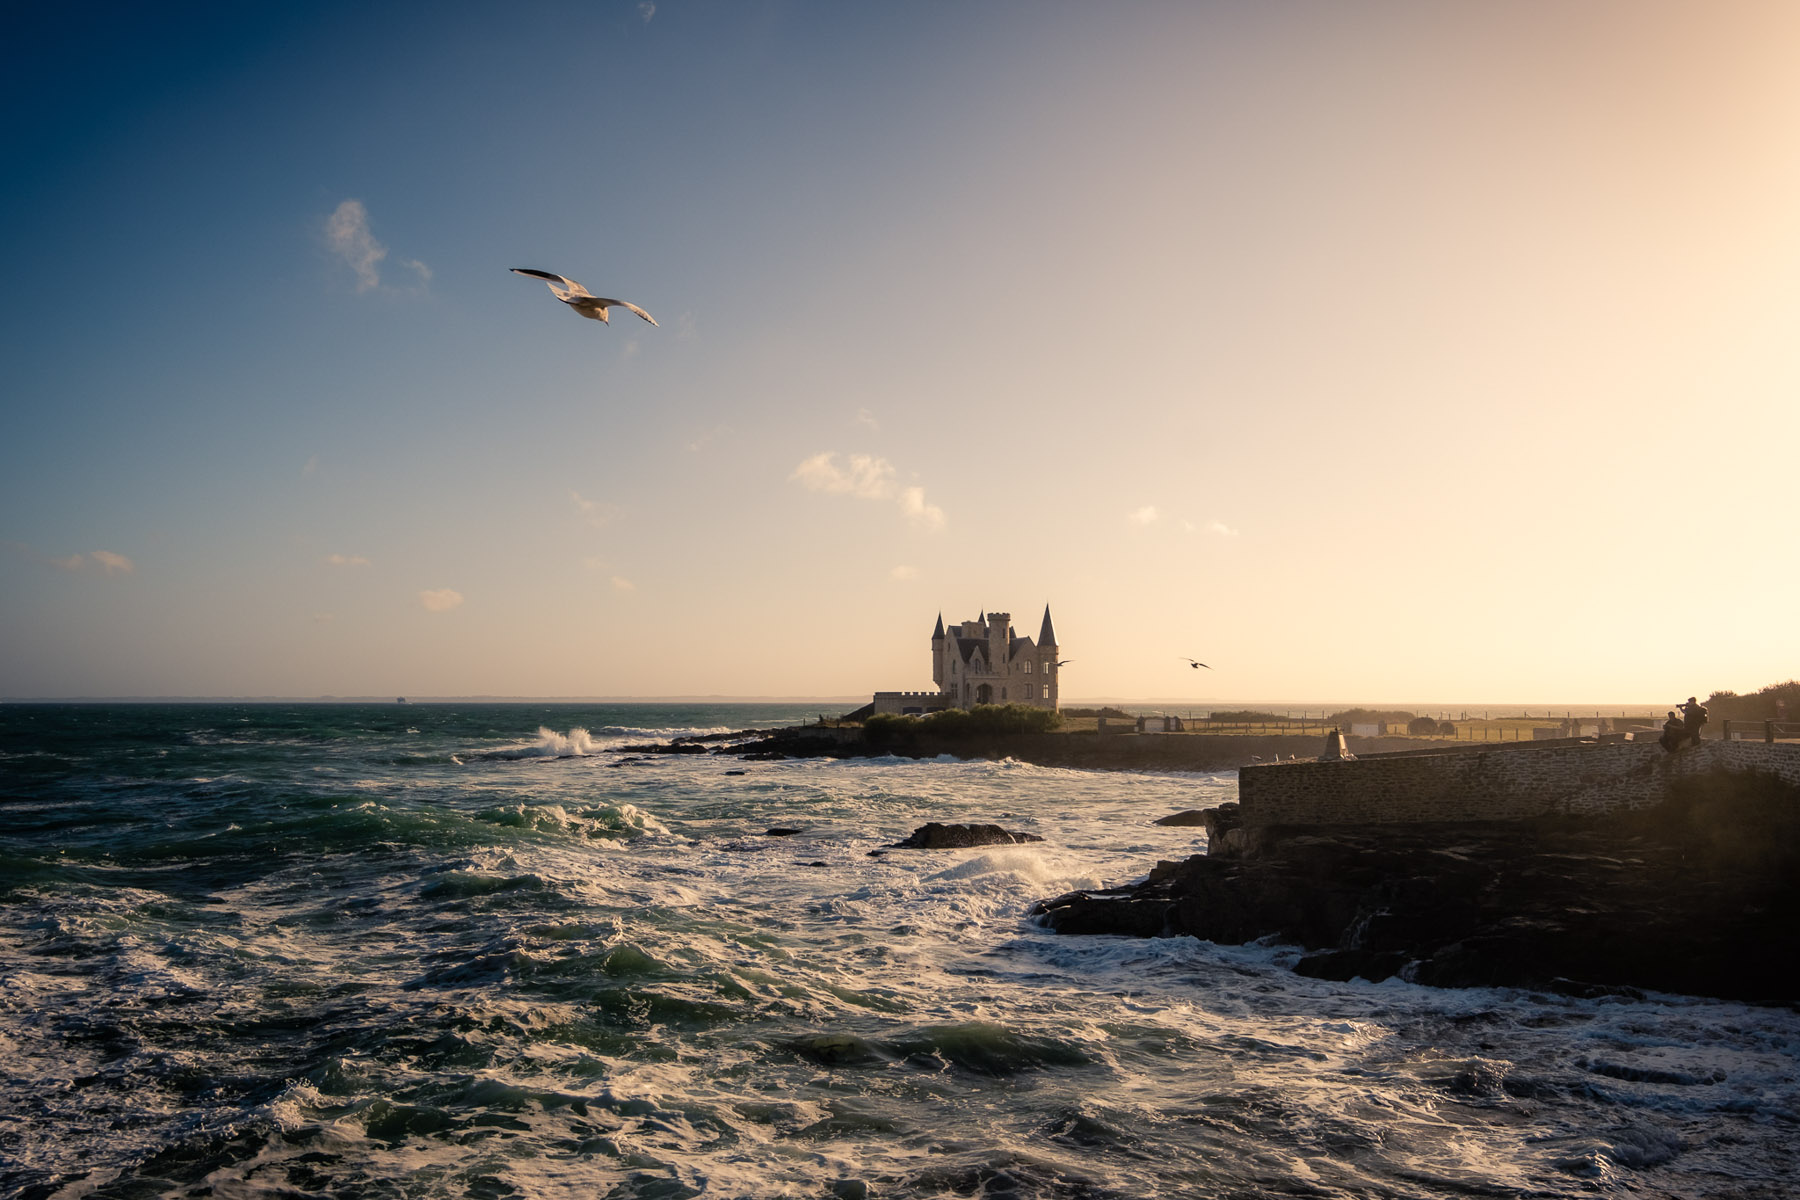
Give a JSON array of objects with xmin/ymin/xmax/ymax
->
[
  {"xmin": 1658, "ymin": 711, "xmax": 1686, "ymax": 753},
  {"xmin": 1679, "ymin": 696, "xmax": 1709, "ymax": 745}
]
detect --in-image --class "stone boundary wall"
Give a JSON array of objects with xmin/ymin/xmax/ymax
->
[{"xmin": 1237, "ymin": 739, "xmax": 1800, "ymax": 827}]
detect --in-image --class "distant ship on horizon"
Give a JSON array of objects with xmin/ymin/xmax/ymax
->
[{"xmin": 396, "ymin": 697, "xmax": 407, "ymax": 704}]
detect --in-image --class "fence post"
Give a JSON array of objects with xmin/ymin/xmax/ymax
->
[{"xmin": 1768, "ymin": 720, "xmax": 1777, "ymax": 744}]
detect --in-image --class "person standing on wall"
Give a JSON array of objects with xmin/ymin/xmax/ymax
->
[{"xmin": 1679, "ymin": 696, "xmax": 1709, "ymax": 745}]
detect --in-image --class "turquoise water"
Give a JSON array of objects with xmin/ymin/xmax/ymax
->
[{"xmin": 2, "ymin": 702, "xmax": 1796, "ymax": 1198}]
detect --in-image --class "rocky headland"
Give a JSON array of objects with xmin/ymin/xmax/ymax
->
[
  {"xmin": 1033, "ymin": 769, "xmax": 1800, "ymax": 1005},
  {"xmin": 622, "ymin": 724, "xmax": 1420, "ymax": 772}
]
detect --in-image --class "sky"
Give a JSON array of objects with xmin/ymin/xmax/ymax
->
[{"xmin": 3, "ymin": 1, "xmax": 1798, "ymax": 706}]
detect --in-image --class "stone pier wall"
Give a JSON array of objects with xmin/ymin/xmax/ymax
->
[{"xmin": 1236, "ymin": 739, "xmax": 1800, "ymax": 828}]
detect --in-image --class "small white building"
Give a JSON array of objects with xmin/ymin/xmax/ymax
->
[{"xmin": 871, "ymin": 607, "xmax": 1061, "ymax": 715}]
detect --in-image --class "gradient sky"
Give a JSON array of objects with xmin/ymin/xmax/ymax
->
[{"xmin": 4, "ymin": 1, "xmax": 1798, "ymax": 704}]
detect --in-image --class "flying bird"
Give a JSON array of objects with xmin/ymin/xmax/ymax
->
[
  {"xmin": 1056, "ymin": 660, "xmax": 1074, "ymax": 667},
  {"xmin": 1180, "ymin": 658, "xmax": 1212, "ymax": 670},
  {"xmin": 510, "ymin": 268, "xmax": 658, "ymax": 326}
]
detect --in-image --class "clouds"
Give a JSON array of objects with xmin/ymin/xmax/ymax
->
[
  {"xmin": 324, "ymin": 553, "xmax": 370, "ymax": 567},
  {"xmin": 325, "ymin": 200, "xmax": 430, "ymax": 293},
  {"xmin": 790, "ymin": 451, "xmax": 946, "ymax": 530},
  {"xmin": 54, "ymin": 550, "xmax": 134, "ymax": 574},
  {"xmin": 1129, "ymin": 506, "xmax": 1239, "ymax": 537},
  {"xmin": 419, "ymin": 588, "xmax": 464, "ymax": 612},
  {"xmin": 898, "ymin": 487, "xmax": 945, "ymax": 531},
  {"xmin": 570, "ymin": 490, "xmax": 622, "ymax": 529}
]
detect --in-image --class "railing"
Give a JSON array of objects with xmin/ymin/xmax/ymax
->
[{"xmin": 1719, "ymin": 720, "xmax": 1800, "ymax": 743}]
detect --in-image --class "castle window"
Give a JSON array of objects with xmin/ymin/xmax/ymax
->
[{"xmin": 1022, "ymin": 660, "xmax": 1032, "ymax": 673}]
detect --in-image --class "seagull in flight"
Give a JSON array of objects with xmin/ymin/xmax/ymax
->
[
  {"xmin": 1056, "ymin": 660, "xmax": 1074, "ymax": 667},
  {"xmin": 510, "ymin": 269, "xmax": 658, "ymax": 326},
  {"xmin": 1180, "ymin": 658, "xmax": 1212, "ymax": 670}
]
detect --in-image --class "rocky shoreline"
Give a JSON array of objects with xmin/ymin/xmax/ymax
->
[
  {"xmin": 621, "ymin": 724, "xmax": 1426, "ymax": 772},
  {"xmin": 1033, "ymin": 768, "xmax": 1800, "ymax": 1005},
  {"xmin": 621, "ymin": 726, "xmax": 1800, "ymax": 1004}
]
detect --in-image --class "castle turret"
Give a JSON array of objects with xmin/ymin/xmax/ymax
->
[
  {"xmin": 931, "ymin": 613, "xmax": 946, "ymax": 686},
  {"xmin": 1038, "ymin": 605, "xmax": 1057, "ymax": 650}
]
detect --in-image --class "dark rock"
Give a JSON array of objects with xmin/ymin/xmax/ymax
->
[
  {"xmin": 1154, "ymin": 810, "xmax": 1210, "ymax": 826},
  {"xmin": 765, "ymin": 828, "xmax": 802, "ymax": 838},
  {"xmin": 890, "ymin": 822, "xmax": 1044, "ymax": 850},
  {"xmin": 1035, "ymin": 771, "xmax": 1800, "ymax": 1005},
  {"xmin": 725, "ymin": 769, "xmax": 747, "ymax": 776},
  {"xmin": 1294, "ymin": 949, "xmax": 1411, "ymax": 983}
]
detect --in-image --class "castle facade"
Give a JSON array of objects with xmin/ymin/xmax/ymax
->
[{"xmin": 871, "ymin": 607, "xmax": 1061, "ymax": 716}]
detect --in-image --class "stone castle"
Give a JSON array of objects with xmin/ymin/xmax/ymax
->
[{"xmin": 871, "ymin": 607, "xmax": 1061, "ymax": 716}]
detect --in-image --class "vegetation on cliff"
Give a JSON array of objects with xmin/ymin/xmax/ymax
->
[
  {"xmin": 1704, "ymin": 679, "xmax": 1800, "ymax": 723},
  {"xmin": 864, "ymin": 703, "xmax": 1061, "ymax": 744}
]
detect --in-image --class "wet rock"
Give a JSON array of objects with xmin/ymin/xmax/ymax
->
[
  {"xmin": 1035, "ymin": 771, "xmax": 1800, "ymax": 1004},
  {"xmin": 1293, "ymin": 949, "xmax": 1411, "ymax": 983},
  {"xmin": 890, "ymin": 822, "xmax": 1044, "ymax": 850},
  {"xmin": 765, "ymin": 827, "xmax": 802, "ymax": 837},
  {"xmin": 1154, "ymin": 809, "xmax": 1210, "ymax": 826}
]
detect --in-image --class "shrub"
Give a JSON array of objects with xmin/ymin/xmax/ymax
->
[
  {"xmin": 862, "ymin": 713, "xmax": 921, "ymax": 744},
  {"xmin": 1407, "ymin": 716, "xmax": 1439, "ymax": 736},
  {"xmin": 1704, "ymin": 680, "xmax": 1800, "ymax": 723},
  {"xmin": 924, "ymin": 703, "xmax": 1061, "ymax": 738}
]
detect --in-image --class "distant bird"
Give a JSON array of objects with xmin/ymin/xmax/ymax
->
[
  {"xmin": 1180, "ymin": 658, "xmax": 1212, "ymax": 670},
  {"xmin": 1056, "ymin": 660, "xmax": 1073, "ymax": 667},
  {"xmin": 510, "ymin": 268, "xmax": 658, "ymax": 326}
]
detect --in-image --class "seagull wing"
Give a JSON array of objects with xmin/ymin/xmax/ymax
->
[
  {"xmin": 510, "ymin": 268, "xmax": 593, "ymax": 298},
  {"xmin": 595, "ymin": 299, "xmax": 659, "ymax": 327}
]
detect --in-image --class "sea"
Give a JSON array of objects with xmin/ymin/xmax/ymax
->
[{"xmin": 2, "ymin": 702, "xmax": 1795, "ymax": 1200}]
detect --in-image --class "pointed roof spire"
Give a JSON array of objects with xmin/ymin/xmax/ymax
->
[
  {"xmin": 1039, "ymin": 604, "xmax": 1058, "ymax": 648},
  {"xmin": 932, "ymin": 613, "xmax": 945, "ymax": 640}
]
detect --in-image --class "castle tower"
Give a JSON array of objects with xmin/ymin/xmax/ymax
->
[
  {"xmin": 987, "ymin": 612, "xmax": 1012, "ymax": 688},
  {"xmin": 930, "ymin": 613, "xmax": 946, "ymax": 686}
]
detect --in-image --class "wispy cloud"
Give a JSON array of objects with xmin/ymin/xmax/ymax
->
[
  {"xmin": 639, "ymin": 2, "xmax": 656, "ymax": 22},
  {"xmin": 685, "ymin": 423, "xmax": 733, "ymax": 453},
  {"xmin": 570, "ymin": 489, "xmax": 621, "ymax": 528},
  {"xmin": 325, "ymin": 553, "xmax": 370, "ymax": 567},
  {"xmin": 1128, "ymin": 505, "xmax": 1160, "ymax": 526},
  {"xmin": 856, "ymin": 407, "xmax": 881, "ymax": 432},
  {"xmin": 1205, "ymin": 519, "xmax": 1240, "ymax": 537},
  {"xmin": 325, "ymin": 199, "xmax": 429, "ymax": 293},
  {"xmin": 54, "ymin": 550, "xmax": 134, "ymax": 574},
  {"xmin": 790, "ymin": 451, "xmax": 947, "ymax": 530},
  {"xmin": 302, "ymin": 455, "xmax": 320, "ymax": 477},
  {"xmin": 419, "ymin": 588, "xmax": 464, "ymax": 612},
  {"xmin": 611, "ymin": 576, "xmax": 637, "ymax": 593},
  {"xmin": 898, "ymin": 487, "xmax": 945, "ymax": 531},
  {"xmin": 791, "ymin": 451, "xmax": 895, "ymax": 499},
  {"xmin": 891, "ymin": 565, "xmax": 918, "ymax": 581}
]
